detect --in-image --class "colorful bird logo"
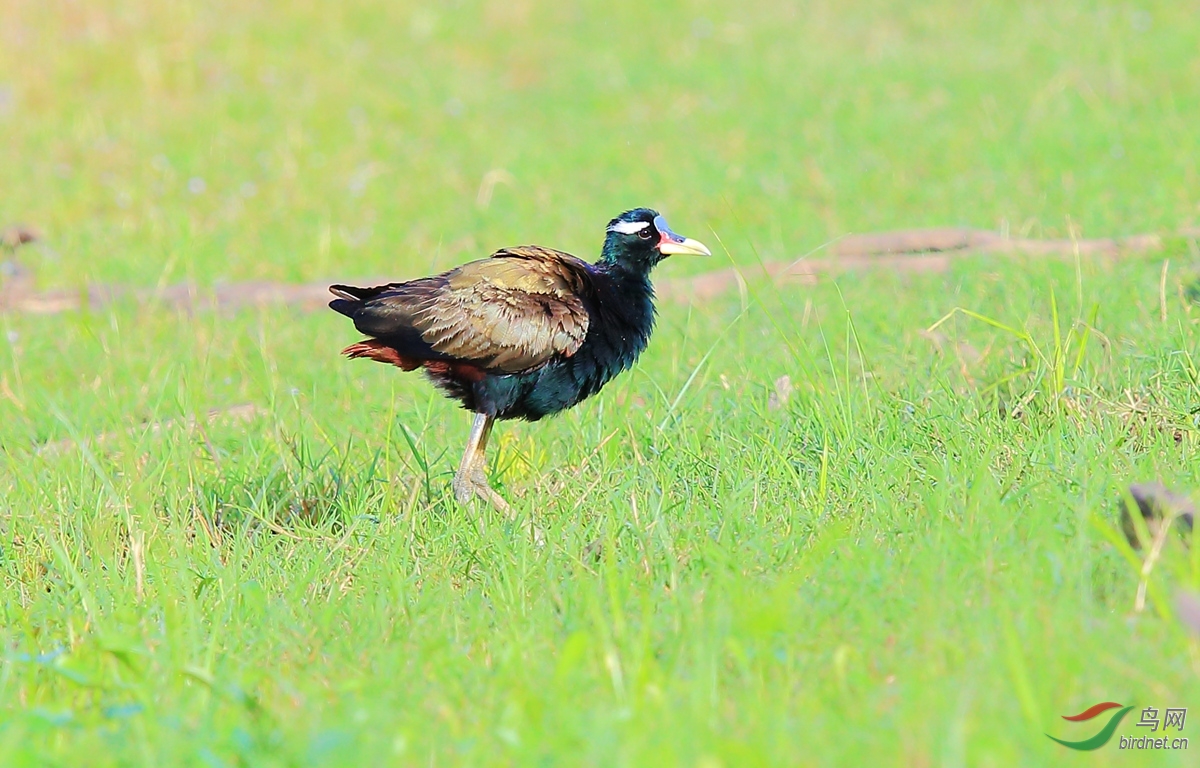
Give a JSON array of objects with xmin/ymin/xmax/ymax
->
[{"xmin": 1046, "ymin": 702, "xmax": 1136, "ymax": 751}]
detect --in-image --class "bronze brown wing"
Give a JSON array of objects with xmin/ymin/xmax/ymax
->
[{"xmin": 330, "ymin": 246, "xmax": 591, "ymax": 373}]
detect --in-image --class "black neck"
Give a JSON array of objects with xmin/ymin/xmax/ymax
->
[
  {"xmin": 597, "ymin": 258, "xmax": 654, "ymax": 295},
  {"xmin": 598, "ymin": 238, "xmax": 663, "ymax": 275}
]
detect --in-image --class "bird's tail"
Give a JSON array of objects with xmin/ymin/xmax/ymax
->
[
  {"xmin": 341, "ymin": 339, "xmax": 421, "ymax": 370},
  {"xmin": 328, "ymin": 283, "xmax": 392, "ymax": 317}
]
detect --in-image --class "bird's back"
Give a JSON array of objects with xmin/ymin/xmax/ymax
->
[
  {"xmin": 329, "ymin": 247, "xmax": 592, "ymax": 372},
  {"xmin": 329, "ymin": 246, "xmax": 659, "ymax": 420}
]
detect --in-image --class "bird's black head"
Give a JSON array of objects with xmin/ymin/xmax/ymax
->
[{"xmin": 599, "ymin": 208, "xmax": 711, "ymax": 273}]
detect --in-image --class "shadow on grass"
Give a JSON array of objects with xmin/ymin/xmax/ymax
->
[{"xmin": 193, "ymin": 434, "xmax": 389, "ymax": 540}]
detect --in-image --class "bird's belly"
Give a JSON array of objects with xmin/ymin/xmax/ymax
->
[{"xmin": 477, "ymin": 337, "xmax": 643, "ymax": 421}]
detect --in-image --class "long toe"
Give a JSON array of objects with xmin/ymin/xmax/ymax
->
[
  {"xmin": 453, "ymin": 473, "xmax": 542, "ymax": 545},
  {"xmin": 472, "ymin": 480, "xmax": 545, "ymax": 545},
  {"xmin": 472, "ymin": 479, "xmax": 511, "ymax": 513}
]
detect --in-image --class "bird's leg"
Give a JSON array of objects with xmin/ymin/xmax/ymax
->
[
  {"xmin": 471, "ymin": 414, "xmax": 546, "ymax": 545},
  {"xmin": 452, "ymin": 412, "xmax": 509, "ymax": 512},
  {"xmin": 469, "ymin": 413, "xmax": 512, "ymax": 513},
  {"xmin": 453, "ymin": 413, "xmax": 544, "ymax": 544},
  {"xmin": 453, "ymin": 412, "xmax": 490, "ymax": 505},
  {"xmin": 469, "ymin": 413, "xmax": 495, "ymax": 487}
]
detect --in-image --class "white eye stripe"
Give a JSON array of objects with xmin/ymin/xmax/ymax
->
[{"xmin": 607, "ymin": 220, "xmax": 652, "ymax": 235}]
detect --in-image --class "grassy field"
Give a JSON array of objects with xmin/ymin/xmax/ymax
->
[{"xmin": 3, "ymin": 0, "xmax": 1200, "ymax": 765}]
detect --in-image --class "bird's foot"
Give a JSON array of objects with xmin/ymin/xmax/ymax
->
[
  {"xmin": 451, "ymin": 468, "xmax": 544, "ymax": 546},
  {"xmin": 471, "ymin": 477, "xmax": 512, "ymax": 514},
  {"xmin": 453, "ymin": 462, "xmax": 506, "ymax": 508}
]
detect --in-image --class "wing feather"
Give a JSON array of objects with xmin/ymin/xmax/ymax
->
[{"xmin": 343, "ymin": 246, "xmax": 591, "ymax": 373}]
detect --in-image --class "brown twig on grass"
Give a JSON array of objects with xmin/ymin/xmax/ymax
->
[
  {"xmin": 1177, "ymin": 591, "xmax": 1200, "ymax": 637},
  {"xmin": 1118, "ymin": 483, "xmax": 1196, "ymax": 615},
  {"xmin": 831, "ymin": 228, "xmax": 1161, "ymax": 258},
  {"xmin": 0, "ymin": 227, "xmax": 1167, "ymax": 315},
  {"xmin": 1120, "ymin": 482, "xmax": 1196, "ymax": 549},
  {"xmin": 34, "ymin": 403, "xmax": 265, "ymax": 456},
  {"xmin": 1, "ymin": 225, "xmax": 40, "ymax": 250}
]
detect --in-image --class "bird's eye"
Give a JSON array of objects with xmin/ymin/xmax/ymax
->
[{"xmin": 637, "ymin": 226, "xmax": 654, "ymax": 241}]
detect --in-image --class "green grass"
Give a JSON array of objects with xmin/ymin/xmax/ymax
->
[{"xmin": 2, "ymin": 0, "xmax": 1200, "ymax": 765}]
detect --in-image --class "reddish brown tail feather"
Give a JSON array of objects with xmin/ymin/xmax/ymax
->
[
  {"xmin": 340, "ymin": 340, "xmax": 486, "ymax": 382},
  {"xmin": 424, "ymin": 360, "xmax": 486, "ymax": 383},
  {"xmin": 341, "ymin": 340, "xmax": 421, "ymax": 370}
]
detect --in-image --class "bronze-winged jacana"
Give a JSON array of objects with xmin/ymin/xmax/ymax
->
[{"xmin": 329, "ymin": 208, "xmax": 711, "ymax": 511}]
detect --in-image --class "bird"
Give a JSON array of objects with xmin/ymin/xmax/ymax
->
[{"xmin": 328, "ymin": 208, "xmax": 711, "ymax": 512}]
